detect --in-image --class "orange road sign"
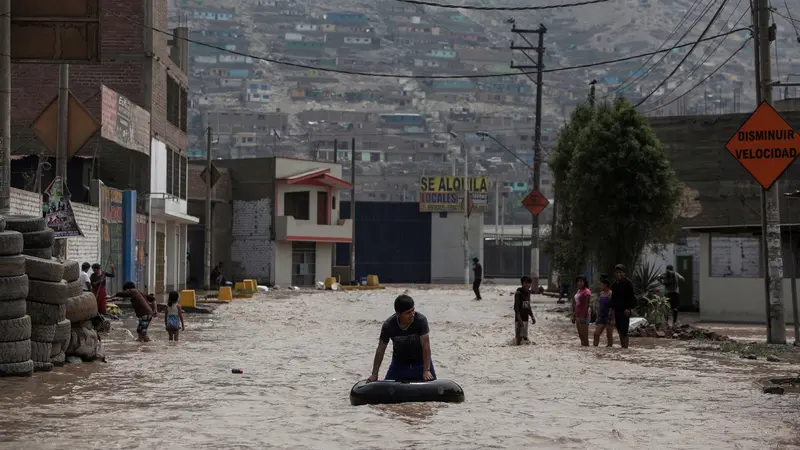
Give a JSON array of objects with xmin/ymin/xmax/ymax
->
[
  {"xmin": 522, "ymin": 190, "xmax": 549, "ymax": 216},
  {"xmin": 725, "ymin": 101, "xmax": 800, "ymax": 190}
]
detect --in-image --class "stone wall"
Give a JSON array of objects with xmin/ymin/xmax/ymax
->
[
  {"xmin": 9, "ymin": 188, "xmax": 41, "ymax": 217},
  {"xmin": 230, "ymin": 198, "xmax": 274, "ymax": 284}
]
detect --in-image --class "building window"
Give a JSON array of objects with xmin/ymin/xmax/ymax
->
[
  {"xmin": 284, "ymin": 191, "xmax": 310, "ymax": 220},
  {"xmin": 167, "ymin": 74, "xmax": 188, "ymax": 132},
  {"xmin": 165, "ymin": 147, "xmax": 187, "ymax": 199},
  {"xmin": 179, "ymin": 155, "xmax": 187, "ymax": 199},
  {"xmin": 166, "ymin": 147, "xmax": 174, "ymax": 196}
]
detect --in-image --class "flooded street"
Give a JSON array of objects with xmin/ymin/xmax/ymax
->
[{"xmin": 0, "ymin": 285, "xmax": 799, "ymax": 449}]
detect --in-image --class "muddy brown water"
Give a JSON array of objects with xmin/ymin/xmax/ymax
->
[{"xmin": 0, "ymin": 286, "xmax": 799, "ymax": 449}]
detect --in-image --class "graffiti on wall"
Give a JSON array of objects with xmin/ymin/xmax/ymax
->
[{"xmin": 100, "ymin": 185, "xmax": 124, "ymax": 294}]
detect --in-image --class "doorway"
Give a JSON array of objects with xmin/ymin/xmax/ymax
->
[
  {"xmin": 291, "ymin": 241, "xmax": 316, "ymax": 286},
  {"xmin": 155, "ymin": 231, "xmax": 166, "ymax": 294},
  {"xmin": 676, "ymin": 255, "xmax": 695, "ymax": 311},
  {"xmin": 317, "ymin": 191, "xmax": 328, "ymax": 225}
]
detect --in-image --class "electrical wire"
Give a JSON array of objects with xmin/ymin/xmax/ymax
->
[
  {"xmin": 104, "ymin": 9, "xmax": 748, "ymax": 79},
  {"xmin": 395, "ymin": 0, "xmax": 611, "ymax": 10},
  {"xmin": 605, "ymin": 0, "xmax": 708, "ymax": 98},
  {"xmin": 616, "ymin": 0, "xmax": 719, "ymax": 97},
  {"xmin": 651, "ymin": 3, "xmax": 749, "ymax": 107},
  {"xmin": 643, "ymin": 37, "xmax": 752, "ymax": 114},
  {"xmin": 634, "ymin": 0, "xmax": 731, "ymax": 108}
]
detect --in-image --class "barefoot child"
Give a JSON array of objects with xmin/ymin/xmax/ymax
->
[
  {"xmin": 514, "ymin": 276, "xmax": 536, "ymax": 345},
  {"xmin": 593, "ymin": 276, "xmax": 615, "ymax": 347},
  {"xmin": 572, "ymin": 275, "xmax": 591, "ymax": 346},
  {"xmin": 165, "ymin": 291, "xmax": 185, "ymax": 341}
]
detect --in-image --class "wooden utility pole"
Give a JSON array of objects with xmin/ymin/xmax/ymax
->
[
  {"xmin": 754, "ymin": 0, "xmax": 786, "ymax": 344},
  {"xmin": 204, "ymin": 126, "xmax": 213, "ymax": 291},
  {"xmin": 511, "ymin": 23, "xmax": 546, "ymax": 288},
  {"xmin": 349, "ymin": 137, "xmax": 356, "ymax": 284}
]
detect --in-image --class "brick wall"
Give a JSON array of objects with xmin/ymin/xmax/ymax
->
[
  {"xmin": 67, "ymin": 203, "xmax": 101, "ymax": 265},
  {"xmin": 230, "ymin": 199, "xmax": 274, "ymax": 284},
  {"xmin": 9, "ymin": 188, "xmax": 41, "ymax": 216},
  {"xmin": 187, "ymin": 164, "xmax": 232, "ymax": 201}
]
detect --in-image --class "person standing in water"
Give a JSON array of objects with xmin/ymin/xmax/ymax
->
[
  {"xmin": 165, "ymin": 291, "xmax": 185, "ymax": 341},
  {"xmin": 611, "ymin": 264, "xmax": 636, "ymax": 349},
  {"xmin": 472, "ymin": 257, "xmax": 483, "ymax": 300},
  {"xmin": 572, "ymin": 275, "xmax": 591, "ymax": 346},
  {"xmin": 90, "ymin": 263, "xmax": 115, "ymax": 314},
  {"xmin": 366, "ymin": 295, "xmax": 435, "ymax": 382},
  {"xmin": 593, "ymin": 276, "xmax": 614, "ymax": 347},
  {"xmin": 514, "ymin": 276, "xmax": 536, "ymax": 345},
  {"xmin": 659, "ymin": 264, "xmax": 685, "ymax": 326}
]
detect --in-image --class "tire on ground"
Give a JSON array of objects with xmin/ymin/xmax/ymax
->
[
  {"xmin": 22, "ymin": 229, "xmax": 55, "ymax": 250},
  {"xmin": 62, "ymin": 260, "xmax": 80, "ymax": 283},
  {"xmin": 0, "ymin": 340, "xmax": 31, "ymax": 363},
  {"xmin": 22, "ymin": 248, "xmax": 52, "ymax": 259},
  {"xmin": 33, "ymin": 361, "xmax": 53, "ymax": 372},
  {"xmin": 0, "ymin": 315, "xmax": 31, "ymax": 342},
  {"xmin": 0, "ymin": 275, "xmax": 28, "ymax": 301},
  {"xmin": 54, "ymin": 319, "xmax": 70, "ymax": 342},
  {"xmin": 23, "ymin": 256, "xmax": 64, "ymax": 282},
  {"xmin": 0, "ymin": 255, "xmax": 25, "ymax": 277},
  {"xmin": 67, "ymin": 327, "xmax": 100, "ymax": 360},
  {"xmin": 4, "ymin": 216, "xmax": 46, "ymax": 233},
  {"xmin": 66, "ymin": 279, "xmax": 82, "ymax": 298},
  {"xmin": 0, "ymin": 359, "xmax": 33, "ymax": 377},
  {"xmin": 66, "ymin": 293, "xmax": 98, "ymax": 323},
  {"xmin": 0, "ymin": 299, "xmax": 26, "ymax": 321},
  {"xmin": 0, "ymin": 231, "xmax": 23, "ymax": 256},
  {"xmin": 26, "ymin": 301, "xmax": 63, "ymax": 325},
  {"xmin": 27, "ymin": 279, "xmax": 68, "ymax": 305},
  {"xmin": 50, "ymin": 340, "xmax": 62, "ymax": 357},
  {"xmin": 51, "ymin": 351, "xmax": 65, "ymax": 366},
  {"xmin": 30, "ymin": 323, "xmax": 56, "ymax": 342},
  {"xmin": 30, "ymin": 341, "xmax": 52, "ymax": 362}
]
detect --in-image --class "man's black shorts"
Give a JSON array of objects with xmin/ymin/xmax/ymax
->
[
  {"xmin": 666, "ymin": 291, "xmax": 680, "ymax": 310},
  {"xmin": 614, "ymin": 311, "xmax": 630, "ymax": 338}
]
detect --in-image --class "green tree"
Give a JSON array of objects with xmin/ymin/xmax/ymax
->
[
  {"xmin": 564, "ymin": 98, "xmax": 681, "ymax": 275},
  {"xmin": 544, "ymin": 103, "xmax": 595, "ymax": 282}
]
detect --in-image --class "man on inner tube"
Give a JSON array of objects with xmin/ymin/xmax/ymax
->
[{"xmin": 366, "ymin": 294, "xmax": 436, "ymax": 382}]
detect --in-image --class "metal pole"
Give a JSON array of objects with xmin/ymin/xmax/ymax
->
[
  {"xmin": 333, "ymin": 138, "xmax": 338, "ymax": 163},
  {"xmin": 501, "ymin": 194, "xmax": 505, "ymax": 242},
  {"xmin": 349, "ymin": 137, "xmax": 356, "ymax": 283},
  {"xmin": 463, "ymin": 141, "xmax": 469, "ymax": 287},
  {"xmin": 756, "ymin": 0, "xmax": 786, "ymax": 344},
  {"xmin": 531, "ymin": 24, "xmax": 546, "ymax": 289},
  {"xmin": 57, "ymin": 64, "xmax": 69, "ymax": 180},
  {"xmin": 203, "ymin": 127, "xmax": 212, "ymax": 291},
  {"xmin": 0, "ymin": 0, "xmax": 10, "ymax": 215},
  {"xmin": 494, "ymin": 179, "xmax": 499, "ymax": 245},
  {"xmin": 790, "ymin": 230, "xmax": 799, "ymax": 345},
  {"xmin": 752, "ymin": 2, "xmax": 772, "ymax": 340}
]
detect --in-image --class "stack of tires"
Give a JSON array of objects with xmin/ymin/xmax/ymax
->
[
  {"xmin": 66, "ymin": 277, "xmax": 101, "ymax": 362},
  {"xmin": 52, "ymin": 261, "xmax": 80, "ymax": 366},
  {"xmin": 0, "ymin": 217, "xmax": 33, "ymax": 377}
]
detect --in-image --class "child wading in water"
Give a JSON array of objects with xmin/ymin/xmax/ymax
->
[
  {"xmin": 514, "ymin": 276, "xmax": 536, "ymax": 345},
  {"xmin": 593, "ymin": 276, "xmax": 614, "ymax": 347},
  {"xmin": 572, "ymin": 275, "xmax": 591, "ymax": 346},
  {"xmin": 165, "ymin": 291, "xmax": 185, "ymax": 341}
]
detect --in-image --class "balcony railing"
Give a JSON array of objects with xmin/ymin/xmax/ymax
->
[{"xmin": 275, "ymin": 215, "xmax": 352, "ymax": 242}]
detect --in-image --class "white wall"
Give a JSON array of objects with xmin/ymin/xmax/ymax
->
[
  {"xmin": 150, "ymin": 138, "xmax": 168, "ymax": 194},
  {"xmin": 10, "ymin": 188, "xmax": 41, "ymax": 216},
  {"xmin": 231, "ymin": 198, "xmax": 275, "ymax": 284},
  {"xmin": 67, "ymin": 202, "xmax": 101, "ymax": 265},
  {"xmin": 430, "ymin": 212, "xmax": 484, "ymax": 283}
]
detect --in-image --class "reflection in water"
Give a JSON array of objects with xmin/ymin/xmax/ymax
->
[{"xmin": 0, "ymin": 286, "xmax": 797, "ymax": 449}]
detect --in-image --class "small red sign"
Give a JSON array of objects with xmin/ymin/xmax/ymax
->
[{"xmin": 521, "ymin": 190, "xmax": 549, "ymax": 216}]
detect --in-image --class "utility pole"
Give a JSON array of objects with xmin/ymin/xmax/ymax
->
[
  {"xmin": 52, "ymin": 63, "xmax": 69, "ymax": 259},
  {"xmin": 754, "ymin": 0, "xmax": 786, "ymax": 344},
  {"xmin": 589, "ymin": 79, "xmax": 597, "ymax": 107},
  {"xmin": 349, "ymin": 137, "xmax": 356, "ymax": 284},
  {"xmin": 511, "ymin": 23, "xmax": 546, "ymax": 289},
  {"xmin": 494, "ymin": 179, "xmax": 499, "ymax": 245},
  {"xmin": 462, "ymin": 140, "xmax": 469, "ymax": 288},
  {"xmin": 204, "ymin": 126, "xmax": 212, "ymax": 291},
  {"xmin": 333, "ymin": 138, "xmax": 338, "ymax": 163},
  {"xmin": 0, "ymin": 0, "xmax": 10, "ymax": 215}
]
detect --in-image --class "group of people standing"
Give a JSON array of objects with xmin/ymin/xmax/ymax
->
[
  {"xmin": 570, "ymin": 265, "xmax": 637, "ymax": 348},
  {"xmin": 77, "ymin": 262, "xmax": 185, "ymax": 343}
]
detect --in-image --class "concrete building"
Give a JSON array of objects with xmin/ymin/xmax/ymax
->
[{"xmin": 187, "ymin": 157, "xmax": 353, "ymax": 286}]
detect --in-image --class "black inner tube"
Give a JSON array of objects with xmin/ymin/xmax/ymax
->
[{"xmin": 349, "ymin": 379, "xmax": 465, "ymax": 406}]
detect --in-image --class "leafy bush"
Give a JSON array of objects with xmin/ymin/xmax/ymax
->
[
  {"xmin": 636, "ymin": 295, "xmax": 671, "ymax": 327},
  {"xmin": 632, "ymin": 260, "xmax": 662, "ymax": 297}
]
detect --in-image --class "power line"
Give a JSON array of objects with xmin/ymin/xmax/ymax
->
[
  {"xmin": 643, "ymin": 38, "xmax": 752, "ymax": 114},
  {"xmin": 634, "ymin": 0, "xmax": 731, "ymax": 108},
  {"xmin": 610, "ymin": 0, "xmax": 717, "ymax": 98},
  {"xmin": 105, "ymin": 9, "xmax": 749, "ymax": 80},
  {"xmin": 652, "ymin": 3, "xmax": 750, "ymax": 106},
  {"xmin": 395, "ymin": 0, "xmax": 611, "ymax": 10},
  {"xmin": 606, "ymin": 0, "xmax": 706, "ymax": 98}
]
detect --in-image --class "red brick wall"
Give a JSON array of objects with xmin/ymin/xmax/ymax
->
[{"xmin": 187, "ymin": 164, "xmax": 232, "ymax": 201}]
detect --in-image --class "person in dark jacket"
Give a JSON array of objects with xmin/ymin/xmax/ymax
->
[
  {"xmin": 514, "ymin": 276, "xmax": 536, "ymax": 345},
  {"xmin": 611, "ymin": 264, "xmax": 637, "ymax": 349},
  {"xmin": 472, "ymin": 257, "xmax": 482, "ymax": 300}
]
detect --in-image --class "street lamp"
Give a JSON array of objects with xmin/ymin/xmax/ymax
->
[
  {"xmin": 784, "ymin": 190, "xmax": 800, "ymax": 345},
  {"xmin": 449, "ymin": 130, "xmax": 470, "ymax": 288}
]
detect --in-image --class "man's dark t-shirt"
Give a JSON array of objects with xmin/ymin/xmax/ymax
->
[
  {"xmin": 611, "ymin": 278, "xmax": 636, "ymax": 312},
  {"xmin": 379, "ymin": 312, "xmax": 430, "ymax": 365},
  {"xmin": 473, "ymin": 263, "xmax": 483, "ymax": 280},
  {"xmin": 514, "ymin": 287, "xmax": 534, "ymax": 322}
]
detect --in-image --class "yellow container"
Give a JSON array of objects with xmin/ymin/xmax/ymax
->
[
  {"xmin": 244, "ymin": 279, "xmax": 257, "ymax": 292},
  {"xmin": 234, "ymin": 281, "xmax": 246, "ymax": 292},
  {"xmin": 179, "ymin": 290, "xmax": 197, "ymax": 308},
  {"xmin": 367, "ymin": 274, "xmax": 380, "ymax": 287},
  {"xmin": 218, "ymin": 286, "xmax": 233, "ymax": 302},
  {"xmin": 324, "ymin": 277, "xmax": 337, "ymax": 289}
]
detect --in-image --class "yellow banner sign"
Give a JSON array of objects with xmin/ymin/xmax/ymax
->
[{"xmin": 419, "ymin": 176, "xmax": 489, "ymax": 193}]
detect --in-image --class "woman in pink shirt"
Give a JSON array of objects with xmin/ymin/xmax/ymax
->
[{"xmin": 572, "ymin": 275, "xmax": 591, "ymax": 346}]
